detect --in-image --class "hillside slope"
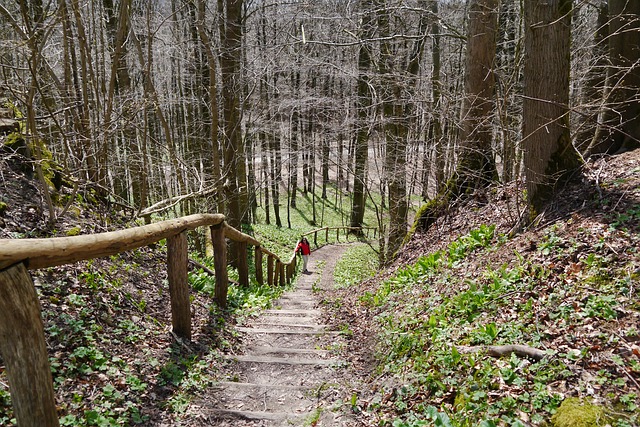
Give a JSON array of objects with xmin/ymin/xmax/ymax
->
[{"xmin": 326, "ymin": 150, "xmax": 640, "ymax": 426}]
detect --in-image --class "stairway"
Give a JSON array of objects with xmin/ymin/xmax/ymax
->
[{"xmin": 200, "ymin": 246, "xmax": 354, "ymax": 426}]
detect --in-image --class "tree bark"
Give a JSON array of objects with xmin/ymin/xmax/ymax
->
[
  {"xmin": 350, "ymin": 0, "xmax": 374, "ymax": 230},
  {"xmin": 457, "ymin": 0, "xmax": 499, "ymax": 192},
  {"xmin": 598, "ymin": 0, "xmax": 640, "ymax": 153},
  {"xmin": 522, "ymin": 0, "xmax": 581, "ymax": 213}
]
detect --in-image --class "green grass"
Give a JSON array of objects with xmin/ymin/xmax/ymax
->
[{"xmin": 333, "ymin": 244, "xmax": 379, "ymax": 289}]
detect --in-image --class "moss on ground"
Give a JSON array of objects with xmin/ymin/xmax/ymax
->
[{"xmin": 551, "ymin": 398, "xmax": 611, "ymax": 427}]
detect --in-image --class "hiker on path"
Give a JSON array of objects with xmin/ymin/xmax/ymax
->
[{"xmin": 296, "ymin": 237, "xmax": 312, "ymax": 274}]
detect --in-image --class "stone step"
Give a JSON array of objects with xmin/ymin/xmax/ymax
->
[
  {"xmin": 207, "ymin": 408, "xmax": 310, "ymax": 424},
  {"xmin": 207, "ymin": 385, "xmax": 313, "ymax": 414},
  {"xmin": 258, "ymin": 315, "xmax": 320, "ymax": 325},
  {"xmin": 262, "ymin": 308, "xmax": 321, "ymax": 316},
  {"xmin": 236, "ymin": 327, "xmax": 339, "ymax": 335},
  {"xmin": 247, "ymin": 346, "xmax": 330, "ymax": 357},
  {"xmin": 230, "ymin": 362, "xmax": 342, "ymax": 387},
  {"xmin": 254, "ymin": 322, "xmax": 330, "ymax": 331},
  {"xmin": 224, "ymin": 354, "xmax": 341, "ymax": 366}
]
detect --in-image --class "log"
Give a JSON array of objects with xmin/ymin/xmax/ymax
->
[
  {"xmin": 189, "ymin": 259, "xmax": 215, "ymax": 276},
  {"xmin": 0, "ymin": 263, "xmax": 60, "ymax": 426},
  {"xmin": 167, "ymin": 232, "xmax": 191, "ymax": 340},
  {"xmin": 457, "ymin": 344, "xmax": 547, "ymax": 361},
  {"xmin": 0, "ymin": 213, "xmax": 225, "ymax": 270},
  {"xmin": 211, "ymin": 225, "xmax": 229, "ymax": 308}
]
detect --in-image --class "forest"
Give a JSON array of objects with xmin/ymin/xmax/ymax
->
[
  {"xmin": 0, "ymin": 0, "xmax": 637, "ymax": 257},
  {"xmin": 0, "ymin": 0, "xmax": 639, "ymax": 426}
]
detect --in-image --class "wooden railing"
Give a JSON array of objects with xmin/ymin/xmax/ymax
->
[
  {"xmin": 0, "ymin": 216, "xmax": 376, "ymax": 426},
  {"xmin": 0, "ymin": 214, "xmax": 298, "ymax": 427}
]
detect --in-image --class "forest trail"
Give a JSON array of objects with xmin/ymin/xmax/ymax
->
[{"xmin": 194, "ymin": 245, "xmax": 357, "ymax": 426}]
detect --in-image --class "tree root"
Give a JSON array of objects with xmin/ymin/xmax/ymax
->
[{"xmin": 457, "ymin": 344, "xmax": 547, "ymax": 361}]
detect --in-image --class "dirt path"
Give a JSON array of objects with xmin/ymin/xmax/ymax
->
[{"xmin": 194, "ymin": 245, "xmax": 356, "ymax": 426}]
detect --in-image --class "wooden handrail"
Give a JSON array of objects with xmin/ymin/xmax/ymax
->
[
  {"xmin": 0, "ymin": 213, "xmax": 225, "ymax": 270},
  {"xmin": 0, "ymin": 213, "xmax": 305, "ymax": 427}
]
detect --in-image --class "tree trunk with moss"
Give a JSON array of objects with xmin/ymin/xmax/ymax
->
[{"xmin": 414, "ymin": 0, "xmax": 499, "ymax": 233}]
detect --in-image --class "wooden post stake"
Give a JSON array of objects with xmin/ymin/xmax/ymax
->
[
  {"xmin": 211, "ymin": 225, "xmax": 229, "ymax": 308},
  {"xmin": 237, "ymin": 241, "xmax": 248, "ymax": 287},
  {"xmin": 167, "ymin": 232, "xmax": 191, "ymax": 340},
  {"xmin": 267, "ymin": 255, "xmax": 274, "ymax": 287},
  {"xmin": 279, "ymin": 262, "xmax": 286, "ymax": 286},
  {"xmin": 255, "ymin": 247, "xmax": 263, "ymax": 285},
  {"xmin": 0, "ymin": 263, "xmax": 60, "ymax": 427}
]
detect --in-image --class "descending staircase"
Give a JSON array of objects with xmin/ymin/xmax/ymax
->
[{"xmin": 199, "ymin": 246, "xmax": 354, "ymax": 426}]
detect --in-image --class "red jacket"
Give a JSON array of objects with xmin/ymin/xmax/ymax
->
[{"xmin": 296, "ymin": 240, "xmax": 311, "ymax": 256}]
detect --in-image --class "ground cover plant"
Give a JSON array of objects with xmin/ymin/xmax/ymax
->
[{"xmin": 325, "ymin": 152, "xmax": 640, "ymax": 427}]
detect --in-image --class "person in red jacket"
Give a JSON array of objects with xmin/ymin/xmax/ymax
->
[{"xmin": 296, "ymin": 237, "xmax": 311, "ymax": 274}]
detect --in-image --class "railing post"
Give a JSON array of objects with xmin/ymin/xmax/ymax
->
[
  {"xmin": 167, "ymin": 231, "xmax": 191, "ymax": 340},
  {"xmin": 325, "ymin": 228, "xmax": 328, "ymax": 243},
  {"xmin": 267, "ymin": 254, "xmax": 274, "ymax": 286},
  {"xmin": 255, "ymin": 247, "xmax": 263, "ymax": 285},
  {"xmin": 314, "ymin": 230, "xmax": 319, "ymax": 247},
  {"xmin": 274, "ymin": 260, "xmax": 281, "ymax": 286},
  {"xmin": 237, "ymin": 241, "xmax": 248, "ymax": 287},
  {"xmin": 0, "ymin": 262, "xmax": 60, "ymax": 427},
  {"xmin": 279, "ymin": 262, "xmax": 286, "ymax": 286},
  {"xmin": 336, "ymin": 228, "xmax": 340, "ymax": 242},
  {"xmin": 211, "ymin": 224, "xmax": 229, "ymax": 308}
]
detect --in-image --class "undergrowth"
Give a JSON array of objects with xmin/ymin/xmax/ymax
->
[{"xmin": 359, "ymin": 224, "xmax": 639, "ymax": 427}]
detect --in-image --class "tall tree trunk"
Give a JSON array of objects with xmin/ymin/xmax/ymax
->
[
  {"xmin": 290, "ymin": 75, "xmax": 300, "ymax": 209},
  {"xmin": 379, "ymin": 0, "xmax": 429, "ymax": 260},
  {"xmin": 456, "ymin": 0, "xmax": 500, "ymax": 192},
  {"xmin": 597, "ymin": 0, "xmax": 640, "ymax": 153},
  {"xmin": 522, "ymin": 0, "xmax": 581, "ymax": 213},
  {"xmin": 219, "ymin": 0, "xmax": 245, "ymax": 229},
  {"xmin": 350, "ymin": 0, "xmax": 374, "ymax": 230},
  {"xmin": 195, "ymin": 0, "xmax": 223, "ymax": 214},
  {"xmin": 321, "ymin": 137, "xmax": 329, "ymax": 199},
  {"xmin": 430, "ymin": 0, "xmax": 445, "ymax": 195}
]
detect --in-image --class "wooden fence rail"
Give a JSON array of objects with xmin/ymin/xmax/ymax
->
[
  {"xmin": 0, "ymin": 215, "xmax": 375, "ymax": 427},
  {"xmin": 0, "ymin": 214, "xmax": 292, "ymax": 427}
]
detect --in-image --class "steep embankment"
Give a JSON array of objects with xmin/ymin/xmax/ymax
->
[{"xmin": 326, "ymin": 150, "xmax": 640, "ymax": 426}]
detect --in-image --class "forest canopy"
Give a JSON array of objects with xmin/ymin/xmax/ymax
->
[{"xmin": 1, "ymin": 0, "xmax": 639, "ymax": 261}]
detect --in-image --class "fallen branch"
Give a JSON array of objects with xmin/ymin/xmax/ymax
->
[
  {"xmin": 457, "ymin": 344, "xmax": 547, "ymax": 361},
  {"xmin": 188, "ymin": 259, "xmax": 240, "ymax": 287},
  {"xmin": 189, "ymin": 258, "xmax": 215, "ymax": 276},
  {"xmin": 139, "ymin": 186, "xmax": 218, "ymax": 217}
]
